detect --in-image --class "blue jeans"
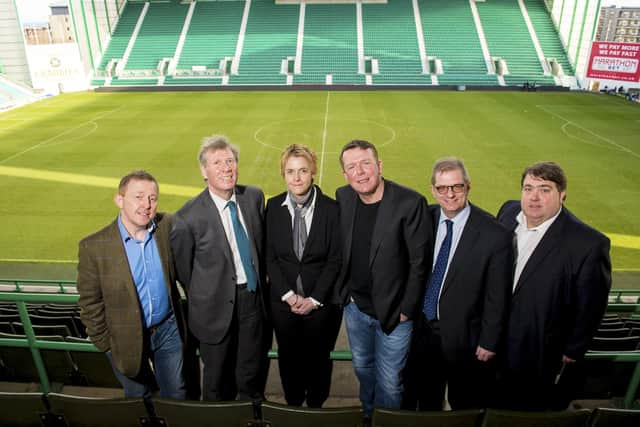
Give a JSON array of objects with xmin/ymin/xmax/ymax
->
[
  {"xmin": 107, "ymin": 314, "xmax": 186, "ymax": 402},
  {"xmin": 344, "ymin": 302, "xmax": 413, "ymax": 416}
]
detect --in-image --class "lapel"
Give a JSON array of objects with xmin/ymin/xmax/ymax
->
[
  {"xmin": 302, "ymin": 186, "xmax": 323, "ymax": 258},
  {"xmin": 440, "ymin": 205, "xmax": 479, "ymax": 299},
  {"xmin": 200, "ymin": 189, "xmax": 236, "ymax": 269},
  {"xmin": 154, "ymin": 213, "xmax": 173, "ymax": 294},
  {"xmin": 513, "ymin": 208, "xmax": 567, "ymax": 295},
  {"xmin": 276, "ymin": 193, "xmax": 296, "ymax": 256},
  {"xmin": 370, "ymin": 180, "xmax": 394, "ymax": 267},
  {"xmin": 107, "ymin": 219, "xmax": 141, "ymax": 305},
  {"xmin": 342, "ymin": 187, "xmax": 358, "ymax": 266}
]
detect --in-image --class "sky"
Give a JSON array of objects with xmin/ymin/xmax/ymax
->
[{"xmin": 16, "ymin": 0, "xmax": 67, "ymax": 25}]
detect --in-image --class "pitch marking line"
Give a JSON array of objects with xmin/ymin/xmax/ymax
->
[
  {"xmin": 0, "ymin": 119, "xmax": 30, "ymax": 134},
  {"xmin": 0, "ymin": 106, "xmax": 124, "ymax": 165},
  {"xmin": 0, "ymin": 166, "xmax": 201, "ymax": 198},
  {"xmin": 318, "ymin": 92, "xmax": 330, "ymax": 186},
  {"xmin": 536, "ymin": 104, "xmax": 640, "ymax": 159}
]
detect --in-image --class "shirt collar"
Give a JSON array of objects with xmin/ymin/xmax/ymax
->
[
  {"xmin": 439, "ymin": 202, "xmax": 471, "ymax": 226},
  {"xmin": 117, "ymin": 214, "xmax": 156, "ymax": 243},
  {"xmin": 208, "ymin": 189, "xmax": 237, "ymax": 212},
  {"xmin": 516, "ymin": 207, "xmax": 562, "ymax": 232}
]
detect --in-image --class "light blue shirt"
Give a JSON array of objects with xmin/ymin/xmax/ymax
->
[
  {"xmin": 117, "ymin": 216, "xmax": 170, "ymax": 328},
  {"xmin": 432, "ymin": 203, "xmax": 471, "ymax": 316}
]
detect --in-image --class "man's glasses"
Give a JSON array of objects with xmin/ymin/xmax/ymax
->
[{"xmin": 434, "ymin": 184, "xmax": 466, "ymax": 194}]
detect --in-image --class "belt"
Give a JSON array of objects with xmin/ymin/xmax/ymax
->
[
  {"xmin": 237, "ymin": 283, "xmax": 247, "ymax": 289},
  {"xmin": 148, "ymin": 312, "xmax": 172, "ymax": 334}
]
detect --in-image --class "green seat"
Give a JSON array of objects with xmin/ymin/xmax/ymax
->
[
  {"xmin": 589, "ymin": 408, "xmax": 640, "ymax": 427},
  {"xmin": 372, "ymin": 408, "xmax": 484, "ymax": 427},
  {"xmin": 154, "ymin": 398, "xmax": 255, "ymax": 427},
  {"xmin": 64, "ymin": 336, "xmax": 120, "ymax": 388},
  {"xmin": 261, "ymin": 401, "xmax": 362, "ymax": 427},
  {"xmin": 47, "ymin": 393, "xmax": 149, "ymax": 427},
  {"xmin": 0, "ymin": 392, "xmax": 48, "ymax": 427},
  {"xmin": 482, "ymin": 408, "xmax": 591, "ymax": 427}
]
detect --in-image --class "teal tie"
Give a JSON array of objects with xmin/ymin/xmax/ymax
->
[{"xmin": 227, "ymin": 200, "xmax": 257, "ymax": 292}]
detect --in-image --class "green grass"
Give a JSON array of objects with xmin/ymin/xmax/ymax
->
[{"xmin": 0, "ymin": 90, "xmax": 638, "ymax": 283}]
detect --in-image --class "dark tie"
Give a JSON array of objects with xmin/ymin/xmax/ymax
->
[
  {"xmin": 292, "ymin": 205, "xmax": 307, "ymax": 296},
  {"xmin": 423, "ymin": 219, "xmax": 453, "ymax": 321},
  {"xmin": 227, "ymin": 200, "xmax": 257, "ymax": 292}
]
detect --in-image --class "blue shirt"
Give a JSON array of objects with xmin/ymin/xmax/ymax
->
[{"xmin": 117, "ymin": 216, "xmax": 170, "ymax": 328}]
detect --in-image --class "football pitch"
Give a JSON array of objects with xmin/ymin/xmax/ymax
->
[{"xmin": 0, "ymin": 90, "xmax": 638, "ymax": 286}]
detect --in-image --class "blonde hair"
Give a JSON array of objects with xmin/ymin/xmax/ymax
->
[{"xmin": 280, "ymin": 144, "xmax": 318, "ymax": 177}]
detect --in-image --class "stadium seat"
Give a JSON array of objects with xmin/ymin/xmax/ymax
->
[
  {"xmin": 0, "ymin": 306, "xmax": 18, "ymax": 315},
  {"xmin": 154, "ymin": 398, "xmax": 256, "ymax": 427},
  {"xmin": 0, "ymin": 391, "xmax": 48, "ymax": 427},
  {"xmin": 26, "ymin": 314, "xmax": 82, "ymax": 337},
  {"xmin": 0, "ymin": 321, "xmax": 14, "ymax": 334},
  {"xmin": 598, "ymin": 321, "xmax": 625, "ymax": 329},
  {"xmin": 589, "ymin": 336, "xmax": 640, "ymax": 351},
  {"xmin": 589, "ymin": 407, "xmax": 640, "ymax": 427},
  {"xmin": 12, "ymin": 322, "xmax": 72, "ymax": 338},
  {"xmin": 0, "ymin": 313, "xmax": 22, "ymax": 323},
  {"xmin": 36, "ymin": 335, "xmax": 78, "ymax": 385},
  {"xmin": 0, "ymin": 333, "xmax": 78, "ymax": 385},
  {"xmin": 64, "ymin": 336, "xmax": 121, "ymax": 387},
  {"xmin": 481, "ymin": 408, "xmax": 591, "ymax": 427},
  {"xmin": 47, "ymin": 393, "xmax": 149, "ymax": 427},
  {"xmin": 372, "ymin": 408, "xmax": 484, "ymax": 427},
  {"xmin": 43, "ymin": 303, "xmax": 80, "ymax": 311},
  {"xmin": 628, "ymin": 328, "xmax": 640, "ymax": 337},
  {"xmin": 624, "ymin": 320, "xmax": 640, "ymax": 329},
  {"xmin": 261, "ymin": 401, "xmax": 363, "ymax": 427},
  {"xmin": 0, "ymin": 333, "xmax": 40, "ymax": 382},
  {"xmin": 594, "ymin": 328, "xmax": 631, "ymax": 338}
]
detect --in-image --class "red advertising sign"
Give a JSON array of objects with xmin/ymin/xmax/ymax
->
[{"xmin": 586, "ymin": 42, "xmax": 640, "ymax": 82}]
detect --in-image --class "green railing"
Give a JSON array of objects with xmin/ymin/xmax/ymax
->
[
  {"xmin": 0, "ymin": 281, "xmax": 98, "ymax": 394},
  {"xmin": 1, "ymin": 280, "xmax": 639, "ymax": 407}
]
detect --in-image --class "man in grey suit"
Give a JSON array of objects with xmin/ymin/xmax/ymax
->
[
  {"xmin": 77, "ymin": 170, "xmax": 186, "ymax": 408},
  {"xmin": 171, "ymin": 135, "xmax": 266, "ymax": 401},
  {"xmin": 336, "ymin": 140, "xmax": 432, "ymax": 421}
]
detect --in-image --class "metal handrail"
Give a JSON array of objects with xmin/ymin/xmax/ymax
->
[{"xmin": 1, "ymin": 282, "xmax": 639, "ymax": 407}]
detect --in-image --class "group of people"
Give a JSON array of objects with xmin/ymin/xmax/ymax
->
[{"xmin": 76, "ymin": 136, "xmax": 612, "ymax": 422}]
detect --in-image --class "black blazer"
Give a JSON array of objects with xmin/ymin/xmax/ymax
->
[
  {"xmin": 336, "ymin": 179, "xmax": 433, "ymax": 334},
  {"xmin": 430, "ymin": 203, "xmax": 513, "ymax": 364},
  {"xmin": 171, "ymin": 185, "xmax": 265, "ymax": 345},
  {"xmin": 497, "ymin": 201, "xmax": 611, "ymax": 378},
  {"xmin": 265, "ymin": 186, "xmax": 342, "ymax": 308}
]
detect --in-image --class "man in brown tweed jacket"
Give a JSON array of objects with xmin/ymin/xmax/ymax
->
[{"xmin": 77, "ymin": 170, "xmax": 186, "ymax": 406}]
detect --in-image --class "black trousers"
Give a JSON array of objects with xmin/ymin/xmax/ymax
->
[
  {"xmin": 271, "ymin": 303, "xmax": 342, "ymax": 407},
  {"xmin": 497, "ymin": 361, "xmax": 584, "ymax": 411},
  {"xmin": 199, "ymin": 286, "xmax": 265, "ymax": 401},
  {"xmin": 403, "ymin": 313, "xmax": 497, "ymax": 411}
]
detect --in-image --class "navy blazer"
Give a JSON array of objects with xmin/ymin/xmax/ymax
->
[
  {"xmin": 429, "ymin": 203, "xmax": 513, "ymax": 363},
  {"xmin": 497, "ymin": 201, "xmax": 611, "ymax": 378}
]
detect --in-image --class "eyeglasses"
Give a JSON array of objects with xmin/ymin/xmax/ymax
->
[{"xmin": 434, "ymin": 184, "xmax": 466, "ymax": 194}]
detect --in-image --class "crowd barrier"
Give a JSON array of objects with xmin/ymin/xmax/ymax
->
[{"xmin": 1, "ymin": 279, "xmax": 639, "ymax": 409}]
